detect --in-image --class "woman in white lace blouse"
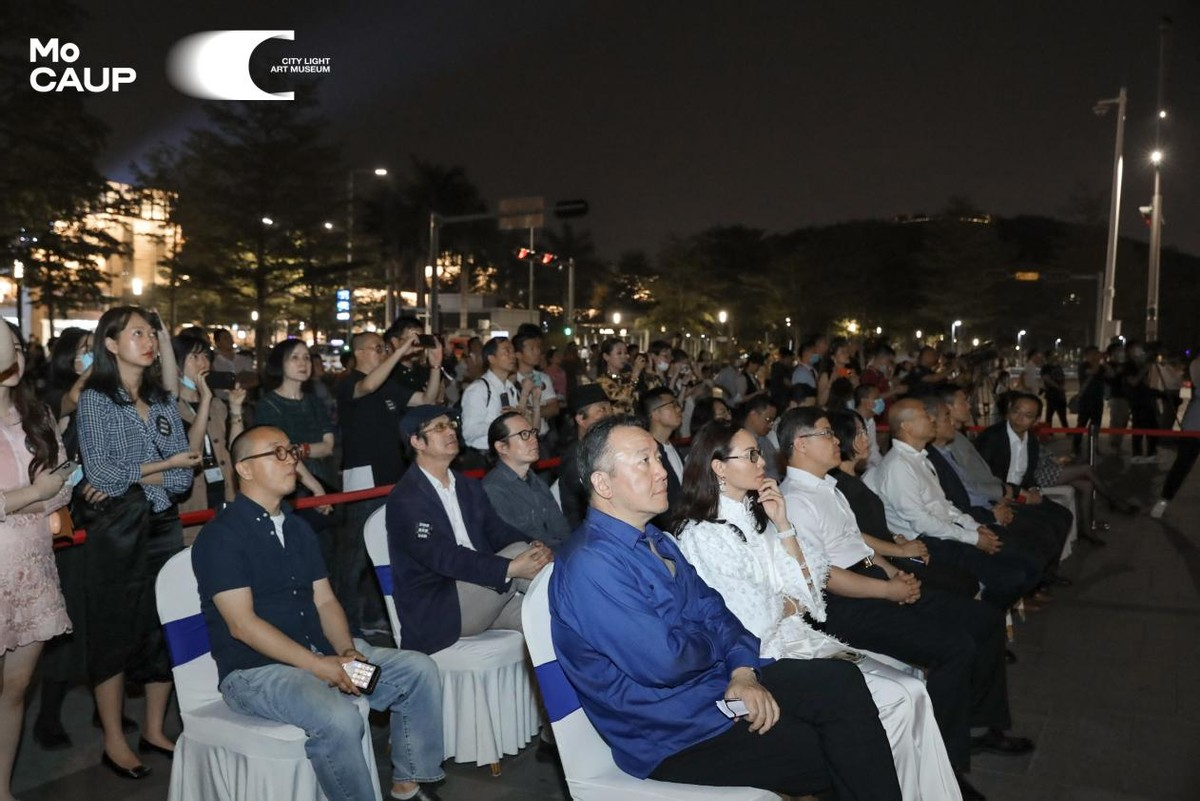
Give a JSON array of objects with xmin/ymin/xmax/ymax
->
[{"xmin": 673, "ymin": 421, "xmax": 960, "ymax": 801}]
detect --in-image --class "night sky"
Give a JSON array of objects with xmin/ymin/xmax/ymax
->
[{"xmin": 69, "ymin": 0, "xmax": 1199, "ymax": 260}]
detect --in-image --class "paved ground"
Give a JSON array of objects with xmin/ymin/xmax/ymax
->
[{"xmin": 12, "ymin": 436, "xmax": 1200, "ymax": 801}]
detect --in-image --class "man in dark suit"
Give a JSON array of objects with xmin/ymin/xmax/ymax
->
[
  {"xmin": 385, "ymin": 406, "xmax": 551, "ymax": 655},
  {"xmin": 558, "ymin": 385, "xmax": 613, "ymax": 529},
  {"xmin": 640, "ymin": 387, "xmax": 683, "ymax": 528}
]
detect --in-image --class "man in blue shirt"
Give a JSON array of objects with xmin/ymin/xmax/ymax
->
[
  {"xmin": 192, "ymin": 426, "xmax": 444, "ymax": 801},
  {"xmin": 550, "ymin": 415, "xmax": 901, "ymax": 799}
]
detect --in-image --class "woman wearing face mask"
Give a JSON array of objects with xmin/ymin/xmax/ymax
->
[
  {"xmin": 171, "ymin": 331, "xmax": 246, "ymax": 542},
  {"xmin": 43, "ymin": 327, "xmax": 91, "ymax": 423},
  {"xmin": 76, "ymin": 306, "xmax": 201, "ymax": 777},
  {"xmin": 852, "ymin": 384, "xmax": 888, "ymax": 470},
  {"xmin": 0, "ymin": 321, "xmax": 74, "ymax": 799},
  {"xmin": 673, "ymin": 421, "xmax": 960, "ymax": 801}
]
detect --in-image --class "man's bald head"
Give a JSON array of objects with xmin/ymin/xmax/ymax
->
[
  {"xmin": 888, "ymin": 398, "xmax": 935, "ymax": 446},
  {"xmin": 230, "ymin": 425, "xmax": 284, "ymax": 464}
]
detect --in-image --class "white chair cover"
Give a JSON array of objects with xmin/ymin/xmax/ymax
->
[
  {"xmin": 1040, "ymin": 485, "xmax": 1078, "ymax": 560},
  {"xmin": 156, "ymin": 550, "xmax": 381, "ymax": 801},
  {"xmin": 364, "ymin": 507, "xmax": 539, "ymax": 767},
  {"xmin": 521, "ymin": 566, "xmax": 776, "ymax": 801}
]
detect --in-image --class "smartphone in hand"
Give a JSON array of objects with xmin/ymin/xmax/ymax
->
[{"xmin": 342, "ymin": 659, "xmax": 380, "ymax": 693}]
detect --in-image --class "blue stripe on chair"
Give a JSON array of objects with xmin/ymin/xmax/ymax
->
[
  {"xmin": 535, "ymin": 661, "xmax": 581, "ymax": 722},
  {"xmin": 164, "ymin": 613, "xmax": 210, "ymax": 667},
  {"xmin": 375, "ymin": 565, "xmax": 393, "ymax": 596}
]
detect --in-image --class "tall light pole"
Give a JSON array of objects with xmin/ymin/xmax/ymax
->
[
  {"xmin": 1017, "ymin": 329, "xmax": 1027, "ymax": 357},
  {"xmin": 1093, "ymin": 88, "xmax": 1126, "ymax": 346},
  {"xmin": 346, "ymin": 167, "xmax": 388, "ymax": 333},
  {"xmin": 1145, "ymin": 18, "xmax": 1170, "ymax": 342},
  {"xmin": 951, "ymin": 319, "xmax": 963, "ymax": 346}
]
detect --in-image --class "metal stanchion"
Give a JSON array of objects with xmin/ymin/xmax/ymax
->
[{"xmin": 1081, "ymin": 422, "xmax": 1107, "ymax": 544}]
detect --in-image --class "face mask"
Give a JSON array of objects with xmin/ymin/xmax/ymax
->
[
  {"xmin": 845, "ymin": 400, "xmax": 855, "ymax": 410},
  {"xmin": 873, "ymin": 398, "xmax": 886, "ymax": 416},
  {"xmin": 78, "ymin": 352, "xmax": 94, "ymax": 373},
  {"xmin": 68, "ymin": 466, "xmax": 84, "ymax": 488},
  {"xmin": 656, "ymin": 360, "xmax": 669, "ymax": 373},
  {"xmin": 810, "ymin": 354, "xmax": 821, "ymax": 366},
  {"xmin": 181, "ymin": 375, "xmax": 197, "ymax": 390}
]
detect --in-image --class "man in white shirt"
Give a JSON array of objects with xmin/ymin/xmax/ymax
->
[
  {"xmin": 512, "ymin": 328, "xmax": 560, "ymax": 439},
  {"xmin": 778, "ymin": 407, "xmax": 1033, "ymax": 794},
  {"xmin": 460, "ymin": 337, "xmax": 536, "ymax": 460},
  {"xmin": 867, "ymin": 400, "xmax": 1042, "ymax": 611}
]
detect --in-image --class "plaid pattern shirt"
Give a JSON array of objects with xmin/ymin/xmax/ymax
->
[{"xmin": 78, "ymin": 388, "xmax": 192, "ymax": 512}]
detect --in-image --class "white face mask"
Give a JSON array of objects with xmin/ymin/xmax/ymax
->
[
  {"xmin": 656, "ymin": 359, "xmax": 670, "ymax": 373},
  {"xmin": 181, "ymin": 375, "xmax": 197, "ymax": 391}
]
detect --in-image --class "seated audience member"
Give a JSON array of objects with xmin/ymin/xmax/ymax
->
[
  {"xmin": 787, "ymin": 382, "xmax": 819, "ymax": 410},
  {"xmin": 460, "ymin": 337, "xmax": 535, "ymax": 464},
  {"xmin": 853, "ymin": 383, "xmax": 886, "ymax": 469},
  {"xmin": 735, "ymin": 393, "xmax": 781, "ymax": 481},
  {"xmin": 922, "ymin": 397, "xmax": 1066, "ymax": 599},
  {"xmin": 767, "ymin": 347, "xmax": 795, "ymax": 407},
  {"xmin": 386, "ymin": 406, "xmax": 551, "ymax": 655},
  {"xmin": 778, "ymin": 408, "xmax": 1031, "ymax": 799},
  {"xmin": 684, "ymin": 395, "xmax": 731, "ymax": 437},
  {"xmin": 551, "ymin": 416, "xmax": 902, "ymax": 799},
  {"xmin": 826, "ymin": 409, "xmax": 980, "ymax": 599},
  {"xmin": 866, "ymin": 400, "xmax": 1042, "ymax": 611},
  {"xmin": 558, "ymin": 385, "xmax": 614, "ymax": 529},
  {"xmin": 674, "ymin": 422, "xmax": 960, "ymax": 800},
  {"xmin": 192, "ymin": 426, "xmax": 444, "ymax": 801},
  {"xmin": 641, "ymin": 386, "xmax": 685, "ymax": 521},
  {"xmin": 482, "ymin": 412, "xmax": 572, "ymax": 551}
]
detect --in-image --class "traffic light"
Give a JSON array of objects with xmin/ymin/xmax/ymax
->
[
  {"xmin": 516, "ymin": 247, "xmax": 559, "ymax": 265},
  {"xmin": 563, "ymin": 326, "xmax": 573, "ymax": 337}
]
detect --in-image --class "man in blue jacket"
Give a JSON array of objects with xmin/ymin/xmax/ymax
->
[{"xmin": 386, "ymin": 406, "xmax": 551, "ymax": 655}]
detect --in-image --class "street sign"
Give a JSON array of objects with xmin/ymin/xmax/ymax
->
[
  {"xmin": 497, "ymin": 196, "xmax": 545, "ymax": 230},
  {"xmin": 335, "ymin": 288, "xmax": 350, "ymax": 322}
]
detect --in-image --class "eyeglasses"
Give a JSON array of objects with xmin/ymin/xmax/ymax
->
[
  {"xmin": 722, "ymin": 448, "xmax": 763, "ymax": 464},
  {"xmin": 239, "ymin": 444, "xmax": 302, "ymax": 463},
  {"xmin": 503, "ymin": 428, "xmax": 538, "ymax": 442},
  {"xmin": 420, "ymin": 419, "xmax": 459, "ymax": 434},
  {"xmin": 797, "ymin": 428, "xmax": 835, "ymax": 440},
  {"xmin": 359, "ymin": 344, "xmax": 389, "ymax": 355},
  {"xmin": 653, "ymin": 401, "xmax": 682, "ymax": 413}
]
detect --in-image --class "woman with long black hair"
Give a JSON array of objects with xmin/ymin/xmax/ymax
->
[
  {"xmin": 673, "ymin": 421, "xmax": 958, "ymax": 800},
  {"xmin": 77, "ymin": 306, "xmax": 199, "ymax": 779},
  {"xmin": 0, "ymin": 320, "xmax": 73, "ymax": 800}
]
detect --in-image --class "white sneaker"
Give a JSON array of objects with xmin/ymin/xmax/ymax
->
[{"xmin": 1150, "ymin": 500, "xmax": 1169, "ymax": 519}]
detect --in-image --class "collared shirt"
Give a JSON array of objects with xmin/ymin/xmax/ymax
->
[
  {"xmin": 77, "ymin": 387, "xmax": 192, "ymax": 512},
  {"xmin": 662, "ymin": 441, "xmax": 685, "ymax": 483},
  {"xmin": 791, "ymin": 362, "xmax": 817, "ymax": 388},
  {"xmin": 269, "ymin": 513, "xmax": 286, "ymax": 548},
  {"xmin": 1005, "ymin": 423, "xmax": 1028, "ymax": 487},
  {"xmin": 865, "ymin": 440, "xmax": 980, "ymax": 546},
  {"xmin": 515, "ymin": 368, "xmax": 558, "ymax": 436},
  {"xmin": 932, "ymin": 444, "xmax": 991, "ymax": 509},
  {"xmin": 780, "ymin": 466, "xmax": 873, "ymax": 569},
  {"xmin": 550, "ymin": 508, "xmax": 766, "ymax": 779},
  {"xmin": 481, "ymin": 461, "xmax": 572, "ymax": 550},
  {"xmin": 864, "ymin": 417, "xmax": 883, "ymax": 469},
  {"xmin": 947, "ymin": 432, "xmax": 1005, "ymax": 502},
  {"xmin": 419, "ymin": 467, "xmax": 475, "ymax": 551},
  {"xmin": 192, "ymin": 494, "xmax": 333, "ymax": 682},
  {"xmin": 461, "ymin": 370, "xmax": 518, "ymax": 450}
]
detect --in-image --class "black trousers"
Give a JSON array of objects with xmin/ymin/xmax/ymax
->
[
  {"xmin": 1131, "ymin": 400, "xmax": 1160, "ymax": 456},
  {"xmin": 1163, "ymin": 438, "xmax": 1200, "ymax": 500},
  {"xmin": 650, "ymin": 659, "xmax": 901, "ymax": 800},
  {"xmin": 818, "ymin": 568, "xmax": 1009, "ymax": 771},
  {"xmin": 885, "ymin": 554, "xmax": 979, "ymax": 598},
  {"xmin": 990, "ymin": 505, "xmax": 1067, "ymax": 579},
  {"xmin": 920, "ymin": 534, "xmax": 1041, "ymax": 610},
  {"xmin": 1045, "ymin": 390, "xmax": 1069, "ymax": 428}
]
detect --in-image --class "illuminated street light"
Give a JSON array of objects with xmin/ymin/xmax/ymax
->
[
  {"xmin": 875, "ymin": 326, "xmax": 883, "ymax": 335},
  {"xmin": 972, "ymin": 337, "xmax": 980, "ymax": 347},
  {"xmin": 915, "ymin": 329, "xmax": 923, "ymax": 339},
  {"xmin": 1159, "ymin": 109, "xmax": 1167, "ymax": 119},
  {"xmin": 251, "ymin": 310, "xmax": 260, "ymax": 322},
  {"xmin": 131, "ymin": 277, "xmax": 144, "ymax": 296},
  {"xmin": 261, "ymin": 216, "xmax": 274, "ymax": 226},
  {"xmin": 1055, "ymin": 337, "xmax": 1063, "ymax": 349},
  {"xmin": 1017, "ymin": 329, "xmax": 1027, "ymax": 352},
  {"xmin": 612, "ymin": 312, "xmax": 621, "ymax": 325},
  {"xmin": 323, "ymin": 221, "xmax": 334, "ymax": 230},
  {"xmin": 951, "ymin": 319, "xmax": 963, "ymax": 344},
  {"xmin": 1150, "ymin": 149, "xmax": 1163, "ymax": 166},
  {"xmin": 718, "ymin": 310, "xmax": 728, "ymax": 324},
  {"xmin": 373, "ymin": 168, "xmax": 388, "ymax": 176},
  {"xmin": 13, "ymin": 260, "xmax": 23, "ymax": 279}
]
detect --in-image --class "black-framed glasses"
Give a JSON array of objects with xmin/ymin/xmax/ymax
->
[
  {"xmin": 653, "ymin": 400, "xmax": 682, "ymax": 414},
  {"xmin": 239, "ymin": 444, "xmax": 302, "ymax": 463},
  {"xmin": 420, "ymin": 419, "xmax": 459, "ymax": 434},
  {"xmin": 503, "ymin": 428, "xmax": 538, "ymax": 442},
  {"xmin": 722, "ymin": 448, "xmax": 763, "ymax": 464},
  {"xmin": 797, "ymin": 428, "xmax": 835, "ymax": 440}
]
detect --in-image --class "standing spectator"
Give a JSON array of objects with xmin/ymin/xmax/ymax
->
[
  {"xmin": 790, "ymin": 339, "xmax": 820, "ymax": 390},
  {"xmin": 543, "ymin": 347, "xmax": 567, "ymax": 398},
  {"xmin": 454, "ymin": 336, "xmax": 485, "ymax": 388},
  {"xmin": 560, "ymin": 342, "xmax": 584, "ymax": 401},
  {"xmin": 1073, "ymin": 347, "xmax": 1109, "ymax": 458},
  {"xmin": 483, "ymin": 412, "xmax": 572, "ymax": 550},
  {"xmin": 42, "ymin": 327, "xmax": 91, "ymax": 422},
  {"xmin": 382, "ymin": 317, "xmax": 438, "ymax": 398},
  {"xmin": 1020, "ymin": 350, "xmax": 1044, "ymax": 395},
  {"xmin": 1123, "ymin": 341, "xmax": 1159, "ymax": 463},
  {"xmin": 77, "ymin": 307, "xmax": 200, "ymax": 777},
  {"xmin": 767, "ymin": 347, "xmax": 795, "ymax": 409},
  {"xmin": 1151, "ymin": 354, "xmax": 1200, "ymax": 519},
  {"xmin": 172, "ymin": 331, "xmax": 246, "ymax": 544},
  {"xmin": 1040, "ymin": 352, "xmax": 1068, "ymax": 428},
  {"xmin": 1105, "ymin": 343, "xmax": 1130, "ymax": 452},
  {"xmin": 816, "ymin": 338, "xmax": 858, "ymax": 407},
  {"xmin": 595, "ymin": 338, "xmax": 644, "ymax": 415},
  {"xmin": 739, "ymin": 352, "xmax": 768, "ymax": 403},
  {"xmin": 0, "ymin": 321, "xmax": 73, "ymax": 796},
  {"xmin": 686, "ymin": 396, "xmax": 733, "ymax": 436},
  {"xmin": 461, "ymin": 337, "xmax": 535, "ymax": 464},
  {"xmin": 861, "ymin": 344, "xmax": 904, "ymax": 403},
  {"xmin": 513, "ymin": 328, "xmax": 560, "ymax": 441},
  {"xmin": 558, "ymin": 385, "xmax": 614, "ymax": 530},
  {"xmin": 210, "ymin": 328, "xmax": 257, "ymax": 390}
]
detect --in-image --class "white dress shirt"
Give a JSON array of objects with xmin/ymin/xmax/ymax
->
[
  {"xmin": 781, "ymin": 466, "xmax": 874, "ymax": 569},
  {"xmin": 460, "ymin": 370, "xmax": 518, "ymax": 450},
  {"xmin": 420, "ymin": 467, "xmax": 475, "ymax": 551},
  {"xmin": 865, "ymin": 417, "xmax": 883, "ymax": 470},
  {"xmin": 865, "ymin": 439, "xmax": 981, "ymax": 546},
  {"xmin": 1005, "ymin": 423, "xmax": 1028, "ymax": 487},
  {"xmin": 662, "ymin": 441, "xmax": 685, "ymax": 483}
]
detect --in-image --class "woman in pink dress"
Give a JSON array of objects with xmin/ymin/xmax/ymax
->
[{"xmin": 0, "ymin": 320, "xmax": 71, "ymax": 801}]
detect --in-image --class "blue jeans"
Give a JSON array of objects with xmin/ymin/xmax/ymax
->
[{"xmin": 220, "ymin": 638, "xmax": 444, "ymax": 801}]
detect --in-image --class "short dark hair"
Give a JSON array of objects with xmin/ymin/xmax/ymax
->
[
  {"xmin": 734, "ymin": 393, "xmax": 774, "ymax": 426},
  {"xmin": 648, "ymin": 339, "xmax": 672, "ymax": 357},
  {"xmin": 778, "ymin": 406, "xmax": 826, "ymax": 462},
  {"xmin": 384, "ymin": 316, "xmax": 422, "ymax": 343},
  {"xmin": 576, "ymin": 414, "xmax": 643, "ymax": 498},
  {"xmin": 853, "ymin": 382, "xmax": 878, "ymax": 407},
  {"xmin": 918, "ymin": 394, "xmax": 944, "ymax": 421},
  {"xmin": 1006, "ymin": 391, "xmax": 1043, "ymax": 416},
  {"xmin": 639, "ymin": 386, "xmax": 676, "ymax": 420},
  {"xmin": 827, "ymin": 408, "xmax": 866, "ymax": 463},
  {"xmin": 599, "ymin": 337, "xmax": 624, "ymax": 358},
  {"xmin": 262, "ymin": 338, "xmax": 310, "ymax": 393},
  {"xmin": 512, "ymin": 330, "xmax": 542, "ymax": 354},
  {"xmin": 171, "ymin": 328, "xmax": 213, "ymax": 370},
  {"xmin": 482, "ymin": 336, "xmax": 509, "ymax": 362},
  {"xmin": 487, "ymin": 411, "xmax": 526, "ymax": 456}
]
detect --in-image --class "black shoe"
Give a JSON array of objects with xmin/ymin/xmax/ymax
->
[
  {"xmin": 32, "ymin": 723, "xmax": 72, "ymax": 750},
  {"xmin": 391, "ymin": 785, "xmax": 442, "ymax": 801},
  {"xmin": 956, "ymin": 771, "xmax": 987, "ymax": 801},
  {"xmin": 92, "ymin": 711, "xmax": 138, "ymax": 733},
  {"xmin": 138, "ymin": 736, "xmax": 175, "ymax": 759},
  {"xmin": 101, "ymin": 752, "xmax": 152, "ymax": 779},
  {"xmin": 535, "ymin": 737, "xmax": 560, "ymax": 763},
  {"xmin": 971, "ymin": 729, "xmax": 1035, "ymax": 756},
  {"xmin": 1005, "ymin": 649, "xmax": 1018, "ymax": 665}
]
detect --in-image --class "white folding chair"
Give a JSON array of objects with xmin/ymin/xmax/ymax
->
[
  {"xmin": 521, "ymin": 565, "xmax": 776, "ymax": 800},
  {"xmin": 156, "ymin": 550, "xmax": 380, "ymax": 801},
  {"xmin": 364, "ymin": 506, "xmax": 539, "ymax": 775}
]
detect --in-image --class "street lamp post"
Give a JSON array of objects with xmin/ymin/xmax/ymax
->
[
  {"xmin": 1146, "ymin": 150, "xmax": 1164, "ymax": 340},
  {"xmin": 951, "ymin": 319, "xmax": 963, "ymax": 346},
  {"xmin": 1094, "ymin": 87, "xmax": 1126, "ymax": 346},
  {"xmin": 1017, "ymin": 329, "xmax": 1027, "ymax": 358},
  {"xmin": 346, "ymin": 167, "xmax": 388, "ymax": 333}
]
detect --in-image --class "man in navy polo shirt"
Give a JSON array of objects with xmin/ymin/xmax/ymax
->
[{"xmin": 192, "ymin": 425, "xmax": 444, "ymax": 801}]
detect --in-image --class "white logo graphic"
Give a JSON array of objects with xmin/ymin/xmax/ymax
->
[
  {"xmin": 28, "ymin": 38, "xmax": 136, "ymax": 93},
  {"xmin": 167, "ymin": 30, "xmax": 295, "ymax": 101}
]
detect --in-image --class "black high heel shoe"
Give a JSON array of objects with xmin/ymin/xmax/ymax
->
[
  {"xmin": 101, "ymin": 752, "xmax": 152, "ymax": 779},
  {"xmin": 138, "ymin": 736, "xmax": 176, "ymax": 759}
]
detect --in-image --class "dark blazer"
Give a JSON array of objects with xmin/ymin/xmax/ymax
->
[
  {"xmin": 558, "ymin": 440, "xmax": 589, "ymax": 531},
  {"xmin": 925, "ymin": 446, "xmax": 994, "ymax": 525},
  {"xmin": 652, "ymin": 440, "xmax": 683, "ymax": 530},
  {"xmin": 973, "ymin": 422, "xmax": 1039, "ymax": 493},
  {"xmin": 386, "ymin": 465, "xmax": 530, "ymax": 655}
]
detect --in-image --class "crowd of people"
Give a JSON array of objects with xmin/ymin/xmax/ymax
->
[{"xmin": 1, "ymin": 306, "xmax": 1198, "ymax": 801}]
